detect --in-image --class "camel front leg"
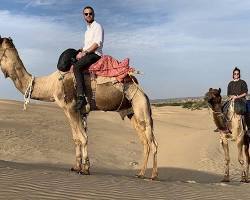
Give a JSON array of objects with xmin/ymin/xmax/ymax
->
[
  {"xmin": 71, "ymin": 128, "xmax": 90, "ymax": 175},
  {"xmin": 79, "ymin": 122, "xmax": 90, "ymax": 175},
  {"xmin": 63, "ymin": 106, "xmax": 90, "ymax": 175},
  {"xmin": 70, "ymin": 136, "xmax": 82, "ymax": 172},
  {"xmin": 221, "ymin": 137, "xmax": 230, "ymax": 182}
]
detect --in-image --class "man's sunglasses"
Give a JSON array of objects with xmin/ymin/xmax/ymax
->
[{"xmin": 84, "ymin": 12, "xmax": 93, "ymax": 16}]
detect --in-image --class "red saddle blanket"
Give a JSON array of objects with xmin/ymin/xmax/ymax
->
[{"xmin": 88, "ymin": 55, "xmax": 135, "ymax": 82}]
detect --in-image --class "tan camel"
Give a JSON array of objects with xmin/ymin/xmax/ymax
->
[
  {"xmin": 0, "ymin": 37, "xmax": 158, "ymax": 179},
  {"xmin": 205, "ymin": 88, "xmax": 249, "ymax": 182}
]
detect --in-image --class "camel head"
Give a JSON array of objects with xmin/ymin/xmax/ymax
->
[
  {"xmin": 204, "ymin": 88, "xmax": 222, "ymax": 107},
  {"xmin": 0, "ymin": 36, "xmax": 17, "ymax": 78}
]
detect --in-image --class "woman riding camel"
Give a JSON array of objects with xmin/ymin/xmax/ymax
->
[
  {"xmin": 227, "ymin": 67, "xmax": 248, "ymax": 101},
  {"xmin": 214, "ymin": 67, "xmax": 248, "ymax": 132}
]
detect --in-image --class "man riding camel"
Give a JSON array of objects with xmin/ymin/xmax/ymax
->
[{"xmin": 73, "ymin": 6, "xmax": 104, "ymax": 111}]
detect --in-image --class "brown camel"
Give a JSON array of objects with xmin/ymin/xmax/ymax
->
[
  {"xmin": 205, "ymin": 88, "xmax": 249, "ymax": 182},
  {"xmin": 0, "ymin": 37, "xmax": 158, "ymax": 179}
]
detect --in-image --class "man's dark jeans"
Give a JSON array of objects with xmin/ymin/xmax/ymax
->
[{"xmin": 73, "ymin": 53, "xmax": 100, "ymax": 96}]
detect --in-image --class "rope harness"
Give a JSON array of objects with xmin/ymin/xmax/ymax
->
[{"xmin": 23, "ymin": 76, "xmax": 35, "ymax": 110}]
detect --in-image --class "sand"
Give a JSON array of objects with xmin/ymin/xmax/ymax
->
[{"xmin": 0, "ymin": 99, "xmax": 250, "ymax": 200}]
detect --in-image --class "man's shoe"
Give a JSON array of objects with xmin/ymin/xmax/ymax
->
[{"xmin": 76, "ymin": 95, "xmax": 87, "ymax": 111}]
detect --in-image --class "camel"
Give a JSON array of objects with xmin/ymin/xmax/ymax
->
[
  {"xmin": 0, "ymin": 36, "xmax": 158, "ymax": 180},
  {"xmin": 204, "ymin": 88, "xmax": 249, "ymax": 182}
]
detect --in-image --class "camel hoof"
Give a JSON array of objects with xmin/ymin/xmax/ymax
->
[
  {"xmin": 70, "ymin": 167, "xmax": 81, "ymax": 173},
  {"xmin": 221, "ymin": 178, "xmax": 230, "ymax": 182},
  {"xmin": 135, "ymin": 174, "xmax": 145, "ymax": 179},
  {"xmin": 150, "ymin": 176, "xmax": 158, "ymax": 181},
  {"xmin": 240, "ymin": 178, "xmax": 249, "ymax": 183},
  {"xmin": 79, "ymin": 169, "xmax": 90, "ymax": 175}
]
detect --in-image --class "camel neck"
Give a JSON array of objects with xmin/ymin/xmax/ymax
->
[
  {"xmin": 213, "ymin": 103, "xmax": 222, "ymax": 113},
  {"xmin": 212, "ymin": 103, "xmax": 228, "ymax": 130},
  {"xmin": 4, "ymin": 49, "xmax": 55, "ymax": 102},
  {"xmin": 9, "ymin": 57, "xmax": 33, "ymax": 95}
]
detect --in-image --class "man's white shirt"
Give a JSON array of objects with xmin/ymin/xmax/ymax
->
[{"xmin": 83, "ymin": 21, "xmax": 104, "ymax": 56}]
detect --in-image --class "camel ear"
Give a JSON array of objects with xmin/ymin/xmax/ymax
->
[
  {"xmin": 209, "ymin": 88, "xmax": 213, "ymax": 92},
  {"xmin": 218, "ymin": 88, "xmax": 221, "ymax": 94}
]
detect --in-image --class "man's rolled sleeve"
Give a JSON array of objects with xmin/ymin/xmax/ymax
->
[{"xmin": 93, "ymin": 24, "xmax": 104, "ymax": 47}]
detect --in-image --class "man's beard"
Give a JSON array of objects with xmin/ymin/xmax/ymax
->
[{"xmin": 86, "ymin": 18, "xmax": 94, "ymax": 24}]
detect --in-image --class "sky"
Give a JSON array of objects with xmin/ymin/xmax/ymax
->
[{"xmin": 0, "ymin": 0, "xmax": 250, "ymax": 100}]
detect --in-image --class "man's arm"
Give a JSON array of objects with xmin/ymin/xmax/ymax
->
[
  {"xmin": 76, "ymin": 43, "xmax": 99, "ymax": 60},
  {"xmin": 83, "ymin": 43, "xmax": 99, "ymax": 54}
]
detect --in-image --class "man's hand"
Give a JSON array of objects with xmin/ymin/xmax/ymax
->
[{"xmin": 76, "ymin": 51, "xmax": 86, "ymax": 60}]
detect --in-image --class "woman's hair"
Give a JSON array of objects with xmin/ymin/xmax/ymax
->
[{"xmin": 233, "ymin": 66, "xmax": 241, "ymax": 78}]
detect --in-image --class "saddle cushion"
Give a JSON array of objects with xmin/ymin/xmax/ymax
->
[{"xmin": 88, "ymin": 55, "xmax": 135, "ymax": 82}]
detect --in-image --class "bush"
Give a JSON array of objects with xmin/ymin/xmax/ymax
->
[
  {"xmin": 152, "ymin": 100, "xmax": 208, "ymax": 110},
  {"xmin": 182, "ymin": 101, "xmax": 208, "ymax": 110}
]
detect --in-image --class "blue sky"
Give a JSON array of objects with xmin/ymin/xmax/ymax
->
[{"xmin": 1, "ymin": 0, "xmax": 250, "ymax": 100}]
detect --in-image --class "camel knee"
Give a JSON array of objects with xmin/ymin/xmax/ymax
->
[{"xmin": 239, "ymin": 159, "xmax": 244, "ymax": 165}]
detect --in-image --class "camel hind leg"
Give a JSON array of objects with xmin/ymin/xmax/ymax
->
[
  {"xmin": 242, "ymin": 134, "xmax": 250, "ymax": 183},
  {"xmin": 130, "ymin": 91, "xmax": 158, "ymax": 179},
  {"xmin": 130, "ymin": 116, "xmax": 150, "ymax": 178},
  {"xmin": 236, "ymin": 137, "xmax": 246, "ymax": 182},
  {"xmin": 151, "ymin": 134, "xmax": 158, "ymax": 179},
  {"xmin": 243, "ymin": 142, "xmax": 250, "ymax": 183}
]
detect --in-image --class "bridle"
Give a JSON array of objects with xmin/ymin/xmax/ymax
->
[{"xmin": 207, "ymin": 99, "xmax": 234, "ymax": 134}]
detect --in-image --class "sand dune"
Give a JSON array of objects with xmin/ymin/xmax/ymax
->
[{"xmin": 0, "ymin": 100, "xmax": 250, "ymax": 200}]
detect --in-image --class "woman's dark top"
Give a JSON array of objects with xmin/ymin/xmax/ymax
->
[{"xmin": 227, "ymin": 79, "xmax": 248, "ymax": 97}]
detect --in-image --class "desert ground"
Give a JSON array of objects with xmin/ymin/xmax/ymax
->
[{"xmin": 0, "ymin": 99, "xmax": 250, "ymax": 200}]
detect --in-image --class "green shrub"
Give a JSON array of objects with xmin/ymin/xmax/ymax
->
[{"xmin": 152, "ymin": 100, "xmax": 208, "ymax": 110}]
